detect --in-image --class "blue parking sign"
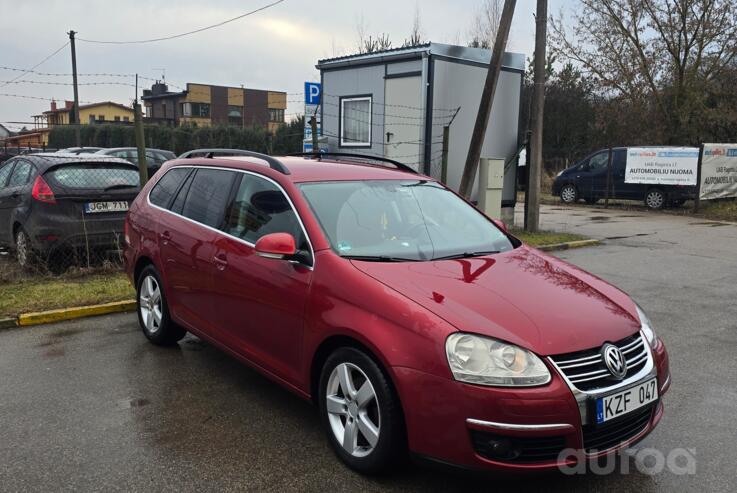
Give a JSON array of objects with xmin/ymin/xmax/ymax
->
[{"xmin": 305, "ymin": 82, "xmax": 321, "ymax": 105}]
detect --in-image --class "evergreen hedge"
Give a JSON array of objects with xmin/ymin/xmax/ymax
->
[{"xmin": 48, "ymin": 116, "xmax": 305, "ymax": 156}]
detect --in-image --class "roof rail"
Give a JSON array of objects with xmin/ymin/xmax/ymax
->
[
  {"xmin": 289, "ymin": 152, "xmax": 418, "ymax": 174},
  {"xmin": 180, "ymin": 148, "xmax": 290, "ymax": 175}
]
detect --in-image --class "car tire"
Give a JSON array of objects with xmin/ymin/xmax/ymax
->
[
  {"xmin": 560, "ymin": 184, "xmax": 578, "ymax": 204},
  {"xmin": 319, "ymin": 347, "xmax": 405, "ymax": 474},
  {"xmin": 644, "ymin": 188, "xmax": 666, "ymax": 209},
  {"xmin": 136, "ymin": 265, "xmax": 186, "ymax": 346},
  {"xmin": 14, "ymin": 228, "xmax": 37, "ymax": 270}
]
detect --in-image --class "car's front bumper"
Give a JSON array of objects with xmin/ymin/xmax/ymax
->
[{"xmin": 392, "ymin": 340, "xmax": 670, "ymax": 472}]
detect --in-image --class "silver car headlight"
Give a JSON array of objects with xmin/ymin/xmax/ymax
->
[
  {"xmin": 445, "ymin": 333, "xmax": 551, "ymax": 387},
  {"xmin": 556, "ymin": 170, "xmax": 564, "ymax": 177},
  {"xmin": 636, "ymin": 304, "xmax": 659, "ymax": 349}
]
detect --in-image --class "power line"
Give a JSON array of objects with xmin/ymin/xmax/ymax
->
[
  {"xmin": 0, "ymin": 41, "xmax": 70, "ymax": 88},
  {"xmin": 1, "ymin": 80, "xmax": 136, "ymax": 88},
  {"xmin": 77, "ymin": 0, "xmax": 285, "ymax": 44}
]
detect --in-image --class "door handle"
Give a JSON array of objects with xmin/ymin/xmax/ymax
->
[
  {"xmin": 160, "ymin": 231, "xmax": 171, "ymax": 244},
  {"xmin": 213, "ymin": 253, "xmax": 228, "ymax": 270}
]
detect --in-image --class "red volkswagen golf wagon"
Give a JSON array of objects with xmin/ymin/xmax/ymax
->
[{"xmin": 123, "ymin": 150, "xmax": 670, "ymax": 474}]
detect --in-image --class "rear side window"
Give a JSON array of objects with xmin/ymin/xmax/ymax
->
[
  {"xmin": 0, "ymin": 162, "xmax": 15, "ymax": 187},
  {"xmin": 149, "ymin": 168, "xmax": 190, "ymax": 208},
  {"xmin": 47, "ymin": 164, "xmax": 139, "ymax": 190},
  {"xmin": 222, "ymin": 174, "xmax": 306, "ymax": 249},
  {"xmin": 181, "ymin": 168, "xmax": 236, "ymax": 228},
  {"xmin": 8, "ymin": 161, "xmax": 33, "ymax": 186}
]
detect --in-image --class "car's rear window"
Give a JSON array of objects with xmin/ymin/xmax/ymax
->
[{"xmin": 47, "ymin": 164, "xmax": 139, "ymax": 189}]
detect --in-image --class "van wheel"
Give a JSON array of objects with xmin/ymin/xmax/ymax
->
[
  {"xmin": 319, "ymin": 347, "xmax": 405, "ymax": 474},
  {"xmin": 560, "ymin": 185, "xmax": 578, "ymax": 204},
  {"xmin": 136, "ymin": 265, "xmax": 186, "ymax": 345},
  {"xmin": 645, "ymin": 189, "xmax": 665, "ymax": 209}
]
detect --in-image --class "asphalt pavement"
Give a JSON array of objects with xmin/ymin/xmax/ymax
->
[{"xmin": 1, "ymin": 205, "xmax": 735, "ymax": 492}]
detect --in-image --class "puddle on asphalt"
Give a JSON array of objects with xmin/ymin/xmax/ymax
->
[
  {"xmin": 589, "ymin": 216, "xmax": 612, "ymax": 221},
  {"xmin": 688, "ymin": 221, "xmax": 730, "ymax": 227},
  {"xmin": 118, "ymin": 398, "xmax": 150, "ymax": 409}
]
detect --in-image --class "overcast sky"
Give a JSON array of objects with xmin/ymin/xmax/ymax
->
[{"xmin": 1, "ymin": 0, "xmax": 567, "ymax": 129}]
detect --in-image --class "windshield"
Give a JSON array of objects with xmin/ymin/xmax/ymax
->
[{"xmin": 299, "ymin": 180, "xmax": 515, "ymax": 261}]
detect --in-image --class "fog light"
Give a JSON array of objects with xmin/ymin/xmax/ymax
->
[{"xmin": 484, "ymin": 437, "xmax": 520, "ymax": 460}]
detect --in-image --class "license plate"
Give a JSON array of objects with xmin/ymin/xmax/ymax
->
[
  {"xmin": 84, "ymin": 201, "xmax": 129, "ymax": 214},
  {"xmin": 595, "ymin": 378, "xmax": 658, "ymax": 424}
]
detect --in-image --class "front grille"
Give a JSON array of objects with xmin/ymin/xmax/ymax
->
[
  {"xmin": 470, "ymin": 430, "xmax": 567, "ymax": 463},
  {"xmin": 549, "ymin": 333, "xmax": 649, "ymax": 391},
  {"xmin": 582, "ymin": 404, "xmax": 654, "ymax": 453}
]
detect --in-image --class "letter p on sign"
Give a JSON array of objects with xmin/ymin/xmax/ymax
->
[{"xmin": 305, "ymin": 82, "xmax": 321, "ymax": 105}]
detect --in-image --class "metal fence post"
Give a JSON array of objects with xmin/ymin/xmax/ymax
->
[
  {"xmin": 694, "ymin": 143, "xmax": 704, "ymax": 212},
  {"xmin": 605, "ymin": 147, "xmax": 612, "ymax": 208}
]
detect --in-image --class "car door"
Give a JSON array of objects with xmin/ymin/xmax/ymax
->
[
  {"xmin": 610, "ymin": 149, "xmax": 639, "ymax": 199},
  {"xmin": 0, "ymin": 160, "xmax": 17, "ymax": 244},
  {"xmin": 3, "ymin": 160, "xmax": 34, "ymax": 234},
  {"xmin": 587, "ymin": 151, "xmax": 610, "ymax": 197},
  {"xmin": 209, "ymin": 172, "xmax": 313, "ymax": 384},
  {"xmin": 156, "ymin": 167, "xmax": 237, "ymax": 334}
]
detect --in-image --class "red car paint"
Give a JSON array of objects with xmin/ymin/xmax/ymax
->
[{"xmin": 124, "ymin": 156, "xmax": 670, "ymax": 472}]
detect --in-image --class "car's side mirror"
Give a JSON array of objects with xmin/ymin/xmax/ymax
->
[
  {"xmin": 254, "ymin": 232, "xmax": 297, "ymax": 260},
  {"xmin": 491, "ymin": 218, "xmax": 507, "ymax": 233}
]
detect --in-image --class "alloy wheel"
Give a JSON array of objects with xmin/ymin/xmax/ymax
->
[
  {"xmin": 326, "ymin": 362, "xmax": 381, "ymax": 458},
  {"xmin": 646, "ymin": 190, "xmax": 664, "ymax": 209},
  {"xmin": 16, "ymin": 230, "xmax": 28, "ymax": 268},
  {"xmin": 561, "ymin": 185, "xmax": 577, "ymax": 203},
  {"xmin": 139, "ymin": 275, "xmax": 163, "ymax": 334}
]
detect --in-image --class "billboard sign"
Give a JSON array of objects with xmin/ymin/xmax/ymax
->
[
  {"xmin": 700, "ymin": 144, "xmax": 737, "ymax": 200},
  {"xmin": 625, "ymin": 147, "xmax": 699, "ymax": 186}
]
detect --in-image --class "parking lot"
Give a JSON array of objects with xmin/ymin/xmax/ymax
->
[{"xmin": 1, "ymin": 205, "xmax": 735, "ymax": 492}]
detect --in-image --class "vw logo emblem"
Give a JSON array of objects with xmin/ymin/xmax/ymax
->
[{"xmin": 602, "ymin": 344, "xmax": 627, "ymax": 379}]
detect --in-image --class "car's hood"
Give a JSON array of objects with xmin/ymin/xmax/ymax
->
[{"xmin": 351, "ymin": 246, "xmax": 640, "ymax": 356}]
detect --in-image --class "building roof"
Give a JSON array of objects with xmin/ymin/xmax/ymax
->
[
  {"xmin": 316, "ymin": 42, "xmax": 525, "ymax": 71},
  {"xmin": 42, "ymin": 101, "xmax": 133, "ymax": 115}
]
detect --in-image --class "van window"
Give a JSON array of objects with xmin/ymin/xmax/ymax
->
[
  {"xmin": 588, "ymin": 153, "xmax": 609, "ymax": 171},
  {"xmin": 612, "ymin": 149, "xmax": 627, "ymax": 171},
  {"xmin": 149, "ymin": 168, "xmax": 190, "ymax": 208},
  {"xmin": 222, "ymin": 174, "xmax": 307, "ymax": 249},
  {"xmin": 181, "ymin": 168, "xmax": 236, "ymax": 228}
]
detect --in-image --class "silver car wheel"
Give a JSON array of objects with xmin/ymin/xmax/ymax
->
[
  {"xmin": 326, "ymin": 362, "xmax": 381, "ymax": 458},
  {"xmin": 561, "ymin": 185, "xmax": 577, "ymax": 203},
  {"xmin": 15, "ymin": 230, "xmax": 29, "ymax": 267},
  {"xmin": 139, "ymin": 275, "xmax": 163, "ymax": 334},
  {"xmin": 646, "ymin": 190, "xmax": 664, "ymax": 209}
]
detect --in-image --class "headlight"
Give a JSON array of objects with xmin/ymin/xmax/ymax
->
[
  {"xmin": 556, "ymin": 170, "xmax": 564, "ymax": 177},
  {"xmin": 636, "ymin": 304, "xmax": 659, "ymax": 349},
  {"xmin": 445, "ymin": 333, "xmax": 551, "ymax": 387}
]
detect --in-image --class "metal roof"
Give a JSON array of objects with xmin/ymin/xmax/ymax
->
[{"xmin": 316, "ymin": 42, "xmax": 525, "ymax": 71}]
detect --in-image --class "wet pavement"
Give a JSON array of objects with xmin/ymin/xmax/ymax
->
[{"xmin": 1, "ymin": 206, "xmax": 736, "ymax": 492}]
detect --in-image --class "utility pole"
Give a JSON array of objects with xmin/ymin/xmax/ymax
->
[
  {"xmin": 68, "ymin": 30, "xmax": 81, "ymax": 147},
  {"xmin": 524, "ymin": 0, "xmax": 547, "ymax": 232},
  {"xmin": 133, "ymin": 74, "xmax": 148, "ymax": 186},
  {"xmin": 309, "ymin": 104, "xmax": 319, "ymax": 153},
  {"xmin": 459, "ymin": 0, "xmax": 516, "ymax": 199}
]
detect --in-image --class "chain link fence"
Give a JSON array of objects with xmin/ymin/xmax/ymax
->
[{"xmin": 1, "ymin": 157, "xmax": 136, "ymax": 280}]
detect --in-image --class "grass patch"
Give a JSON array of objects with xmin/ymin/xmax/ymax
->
[
  {"xmin": 510, "ymin": 228, "xmax": 588, "ymax": 247},
  {"xmin": 696, "ymin": 199, "xmax": 737, "ymax": 222},
  {"xmin": 0, "ymin": 272, "xmax": 134, "ymax": 318}
]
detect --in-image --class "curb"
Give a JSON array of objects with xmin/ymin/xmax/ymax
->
[
  {"xmin": 1, "ymin": 300, "xmax": 137, "ymax": 330},
  {"xmin": 536, "ymin": 239, "xmax": 601, "ymax": 252}
]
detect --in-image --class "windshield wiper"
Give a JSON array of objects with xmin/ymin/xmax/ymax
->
[
  {"xmin": 432, "ymin": 250, "xmax": 499, "ymax": 261},
  {"xmin": 341, "ymin": 255, "xmax": 420, "ymax": 262},
  {"xmin": 103, "ymin": 184, "xmax": 138, "ymax": 191}
]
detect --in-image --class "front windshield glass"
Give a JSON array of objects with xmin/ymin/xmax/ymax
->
[{"xmin": 299, "ymin": 180, "xmax": 515, "ymax": 261}]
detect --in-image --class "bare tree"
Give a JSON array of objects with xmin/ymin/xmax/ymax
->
[
  {"xmin": 404, "ymin": 4, "xmax": 425, "ymax": 47},
  {"xmin": 468, "ymin": 0, "xmax": 503, "ymax": 49},
  {"xmin": 355, "ymin": 14, "xmax": 393, "ymax": 53},
  {"xmin": 355, "ymin": 14, "xmax": 369, "ymax": 53},
  {"xmin": 550, "ymin": 0, "xmax": 737, "ymax": 144}
]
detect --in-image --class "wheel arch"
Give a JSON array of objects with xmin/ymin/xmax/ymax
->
[{"xmin": 133, "ymin": 255, "xmax": 155, "ymax": 286}]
